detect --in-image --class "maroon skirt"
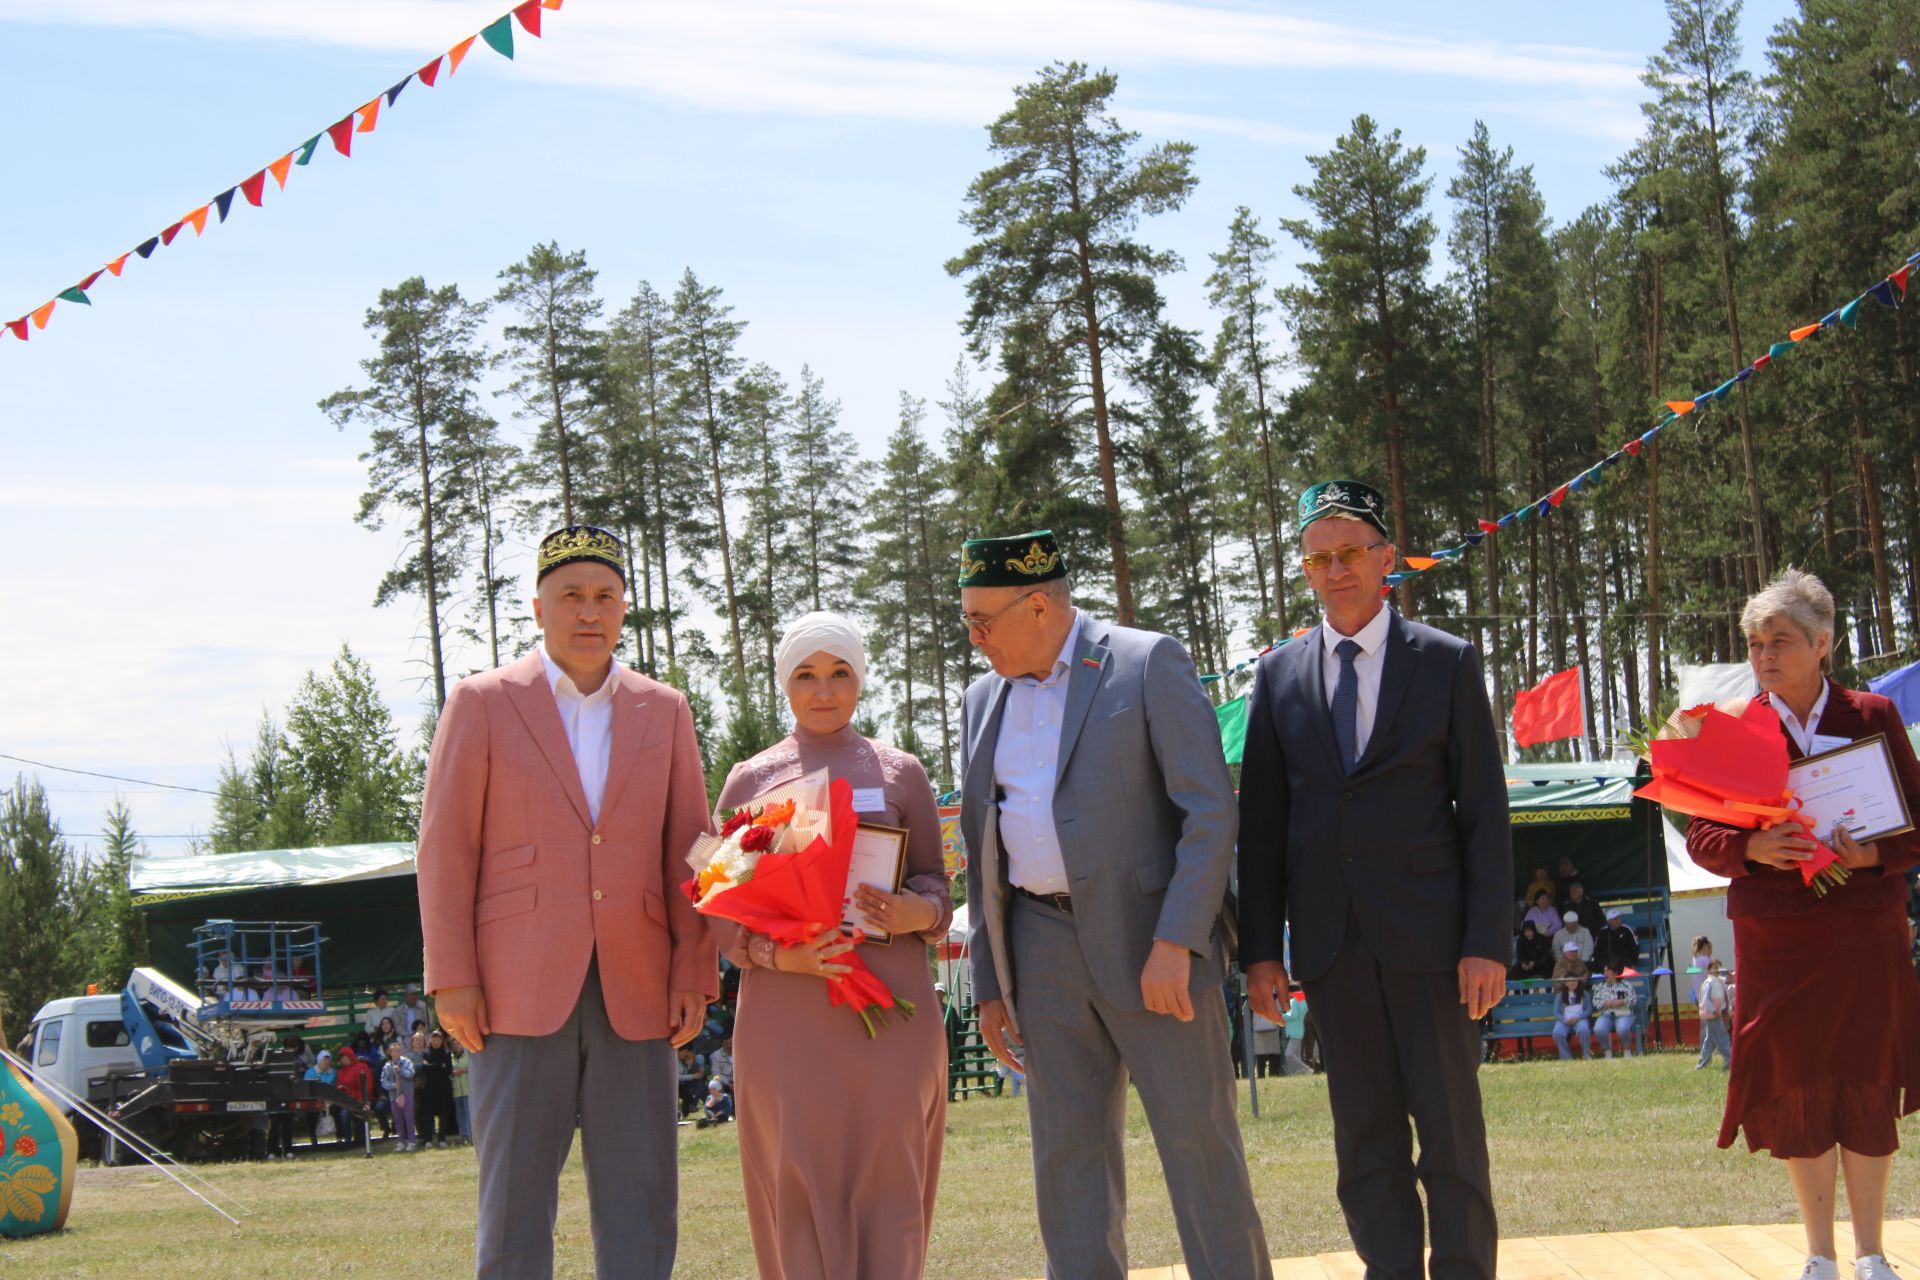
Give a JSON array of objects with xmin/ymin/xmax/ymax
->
[{"xmin": 1724, "ymin": 898, "xmax": 1920, "ymax": 1157}]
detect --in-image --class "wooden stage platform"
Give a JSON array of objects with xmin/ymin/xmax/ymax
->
[{"xmin": 1059, "ymin": 1218, "xmax": 1920, "ymax": 1278}]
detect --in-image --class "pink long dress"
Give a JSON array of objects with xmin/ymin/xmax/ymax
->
[{"xmin": 714, "ymin": 724, "xmax": 952, "ymax": 1280}]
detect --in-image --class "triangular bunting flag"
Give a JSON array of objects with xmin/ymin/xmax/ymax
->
[
  {"xmin": 1584, "ymin": 466, "xmax": 1605, "ymax": 488},
  {"xmin": 242, "ymin": 171, "xmax": 267, "ymax": 206},
  {"xmin": 1623, "ymin": 439, "xmax": 1643, "ymax": 456},
  {"xmin": 1769, "ymin": 341, "xmax": 1794, "ymax": 358},
  {"xmin": 1790, "ymin": 323, "xmax": 1820, "ymax": 341},
  {"xmin": 385, "ymin": 75, "xmax": 411, "ymax": 107},
  {"xmin": 1893, "ymin": 265, "xmax": 1914, "ymax": 294},
  {"xmin": 1536, "ymin": 499, "xmax": 1554, "ymax": 519},
  {"xmin": 1666, "ymin": 400, "xmax": 1695, "ymax": 415},
  {"xmin": 134, "ymin": 236, "xmax": 160, "ymax": 258},
  {"xmin": 31, "ymin": 300, "xmax": 55, "ymax": 329},
  {"xmin": 213, "ymin": 187, "xmax": 238, "ymax": 222},
  {"xmin": 1549, "ymin": 484, "xmax": 1570, "ymax": 507},
  {"xmin": 1403, "ymin": 556, "xmax": 1441, "ymax": 571},
  {"xmin": 1712, "ymin": 378, "xmax": 1736, "ymax": 398},
  {"xmin": 1867, "ymin": 279, "xmax": 1898, "ymax": 308},
  {"xmin": 1464, "ymin": 532, "xmax": 1485, "ymax": 546},
  {"xmin": 513, "ymin": 0, "xmax": 542, "ymax": 36},
  {"xmin": 328, "ymin": 117, "xmax": 355, "ymax": 156},
  {"xmin": 295, "ymin": 134, "xmax": 322, "ymax": 166},
  {"xmin": 269, "ymin": 154, "xmax": 294, "ymax": 189},
  {"xmin": 77, "ymin": 270, "xmax": 102, "ymax": 291},
  {"xmin": 56, "ymin": 287, "xmax": 91, "ymax": 305},
  {"xmin": 1734, "ymin": 367, "xmax": 1753, "ymax": 382},
  {"xmin": 1603, "ymin": 451, "xmax": 1625, "ymax": 467},
  {"xmin": 105, "ymin": 254, "xmax": 130, "ymax": 277},
  {"xmin": 1569, "ymin": 472, "xmax": 1588, "ymax": 494},
  {"xmin": 1640, "ymin": 426, "xmax": 1662, "ymax": 445},
  {"xmin": 1909, "ymin": 250, "xmax": 1920, "ymax": 265},
  {"xmin": 1477, "ymin": 519, "xmax": 1500, "ymax": 534},
  {"xmin": 448, "ymin": 36, "xmax": 477, "ymax": 74},
  {"xmin": 1385, "ymin": 572, "xmax": 1408, "ymax": 586},
  {"xmin": 1820, "ymin": 309, "xmax": 1841, "ymax": 327},
  {"xmin": 4, "ymin": 318, "xmax": 26, "ymax": 341},
  {"xmin": 1753, "ymin": 354, "xmax": 1771, "ymax": 371},
  {"xmin": 417, "ymin": 56, "xmax": 443, "ymax": 86},
  {"xmin": 159, "ymin": 220, "xmax": 186, "ymax": 247},
  {"xmin": 543, "ymin": 0, "xmax": 564, "ymax": 8},
  {"xmin": 357, "ymin": 97, "xmax": 381, "ymax": 133},
  {"xmin": 481, "ymin": 15, "xmax": 515, "ymax": 58},
  {"xmin": 186, "ymin": 205, "xmax": 210, "ymax": 235},
  {"xmin": 1838, "ymin": 296, "xmax": 1864, "ymax": 327},
  {"xmin": 1438, "ymin": 546, "xmax": 1465, "ymax": 559}
]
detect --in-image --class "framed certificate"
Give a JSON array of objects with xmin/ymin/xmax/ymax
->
[
  {"xmin": 840, "ymin": 824, "xmax": 910, "ymax": 946},
  {"xmin": 1786, "ymin": 733, "xmax": 1916, "ymax": 845}
]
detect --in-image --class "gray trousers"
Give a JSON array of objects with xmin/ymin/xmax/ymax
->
[
  {"xmin": 1302, "ymin": 911, "xmax": 1496, "ymax": 1280},
  {"xmin": 468, "ymin": 959, "xmax": 678, "ymax": 1280},
  {"xmin": 1011, "ymin": 893, "xmax": 1272, "ymax": 1280}
]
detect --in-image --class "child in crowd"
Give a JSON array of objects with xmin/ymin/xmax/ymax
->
[
  {"xmin": 450, "ymin": 1038, "xmax": 472, "ymax": 1143},
  {"xmin": 381, "ymin": 1040, "xmax": 417, "ymax": 1152},
  {"xmin": 1696, "ymin": 958, "xmax": 1733, "ymax": 1069},
  {"xmin": 697, "ymin": 1077, "xmax": 734, "ymax": 1129}
]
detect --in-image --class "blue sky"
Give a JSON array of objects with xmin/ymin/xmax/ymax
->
[{"xmin": 0, "ymin": 0, "xmax": 1797, "ymax": 851}]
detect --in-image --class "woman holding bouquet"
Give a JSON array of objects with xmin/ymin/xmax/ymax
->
[
  {"xmin": 713, "ymin": 611, "xmax": 952, "ymax": 1280},
  {"xmin": 1687, "ymin": 568, "xmax": 1920, "ymax": 1280}
]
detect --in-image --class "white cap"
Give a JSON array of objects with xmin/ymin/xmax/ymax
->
[
  {"xmin": 1563, "ymin": 910, "xmax": 1579, "ymax": 923},
  {"xmin": 1606, "ymin": 907, "xmax": 1624, "ymax": 920},
  {"xmin": 1563, "ymin": 942, "xmax": 1579, "ymax": 953}
]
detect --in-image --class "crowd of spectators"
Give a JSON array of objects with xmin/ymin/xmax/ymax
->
[{"xmin": 1510, "ymin": 858, "xmax": 1645, "ymax": 1060}]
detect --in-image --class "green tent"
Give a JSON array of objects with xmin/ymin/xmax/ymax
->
[
  {"xmin": 1505, "ymin": 761, "xmax": 1662, "ymax": 895},
  {"xmin": 133, "ymin": 843, "xmax": 424, "ymax": 991}
]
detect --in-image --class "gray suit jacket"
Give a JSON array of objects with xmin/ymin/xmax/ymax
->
[
  {"xmin": 1235, "ymin": 610, "xmax": 1511, "ymax": 984},
  {"xmin": 960, "ymin": 616, "xmax": 1236, "ymax": 1015}
]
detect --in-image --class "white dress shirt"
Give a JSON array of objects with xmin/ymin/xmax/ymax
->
[
  {"xmin": 1771, "ymin": 682, "xmax": 1830, "ymax": 756},
  {"xmin": 994, "ymin": 611, "xmax": 1084, "ymax": 895},
  {"xmin": 1321, "ymin": 605, "xmax": 1393, "ymax": 760},
  {"xmin": 540, "ymin": 646, "xmax": 617, "ymax": 823}
]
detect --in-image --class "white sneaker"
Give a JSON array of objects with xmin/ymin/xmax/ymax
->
[
  {"xmin": 1801, "ymin": 1257, "xmax": 1839, "ymax": 1280},
  {"xmin": 1857, "ymin": 1256, "xmax": 1900, "ymax": 1280}
]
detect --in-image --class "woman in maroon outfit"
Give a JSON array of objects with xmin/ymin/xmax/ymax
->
[{"xmin": 1687, "ymin": 569, "xmax": 1920, "ymax": 1280}]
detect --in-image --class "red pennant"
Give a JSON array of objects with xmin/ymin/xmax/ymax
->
[
  {"xmin": 417, "ymin": 55, "xmax": 443, "ymax": 86},
  {"xmin": 1754, "ymin": 353, "xmax": 1771, "ymax": 371},
  {"xmin": 513, "ymin": 0, "xmax": 542, "ymax": 35},
  {"xmin": 241, "ymin": 171, "xmax": 267, "ymax": 206},
  {"xmin": 1622, "ymin": 439, "xmax": 1642, "ymax": 456},
  {"xmin": 160, "ymin": 219, "xmax": 186, "ymax": 246},
  {"xmin": 328, "ymin": 117, "xmax": 355, "ymax": 156},
  {"xmin": 1380, "ymin": 585, "xmax": 1394, "ymax": 598},
  {"xmin": 31, "ymin": 300, "xmax": 55, "ymax": 330},
  {"xmin": 77, "ymin": 269, "xmax": 102, "ymax": 291},
  {"xmin": 1893, "ymin": 265, "xmax": 1913, "ymax": 295},
  {"xmin": 4, "ymin": 318, "xmax": 27, "ymax": 341},
  {"xmin": 1549, "ymin": 484, "xmax": 1570, "ymax": 508},
  {"xmin": 1477, "ymin": 519, "xmax": 1499, "ymax": 534},
  {"xmin": 105, "ymin": 253, "xmax": 130, "ymax": 277},
  {"xmin": 448, "ymin": 36, "xmax": 477, "ymax": 74},
  {"xmin": 269, "ymin": 154, "xmax": 293, "ymax": 189}
]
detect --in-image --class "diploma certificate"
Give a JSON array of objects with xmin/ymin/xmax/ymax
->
[
  {"xmin": 841, "ymin": 824, "xmax": 910, "ymax": 945},
  {"xmin": 1786, "ymin": 734, "xmax": 1915, "ymax": 845}
]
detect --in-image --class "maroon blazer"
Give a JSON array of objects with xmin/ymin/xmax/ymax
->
[{"xmin": 1686, "ymin": 681, "xmax": 1920, "ymax": 918}]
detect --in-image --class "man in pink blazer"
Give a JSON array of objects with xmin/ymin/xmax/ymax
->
[{"xmin": 418, "ymin": 525, "xmax": 717, "ymax": 1280}]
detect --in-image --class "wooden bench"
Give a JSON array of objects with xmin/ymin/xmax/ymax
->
[{"xmin": 1484, "ymin": 975, "xmax": 1653, "ymax": 1059}]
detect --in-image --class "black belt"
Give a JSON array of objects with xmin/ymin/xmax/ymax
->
[{"xmin": 1014, "ymin": 885, "xmax": 1073, "ymax": 914}]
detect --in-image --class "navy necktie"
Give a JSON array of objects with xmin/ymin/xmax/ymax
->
[{"xmin": 1331, "ymin": 638, "xmax": 1361, "ymax": 774}]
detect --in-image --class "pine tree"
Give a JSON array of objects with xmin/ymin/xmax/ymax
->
[
  {"xmin": 89, "ymin": 800, "xmax": 145, "ymax": 989},
  {"xmin": 947, "ymin": 62, "xmax": 1198, "ymax": 625},
  {"xmin": 442, "ymin": 405, "xmax": 521, "ymax": 670},
  {"xmin": 0, "ymin": 778, "xmax": 95, "ymax": 1026},
  {"xmin": 732, "ymin": 361, "xmax": 794, "ymax": 708},
  {"xmin": 321, "ymin": 277, "xmax": 489, "ymax": 710},
  {"xmin": 787, "ymin": 365, "xmax": 865, "ymax": 612},
  {"xmin": 281, "ymin": 646, "xmax": 418, "ymax": 843},
  {"xmin": 496, "ymin": 242, "xmax": 604, "ymax": 527}
]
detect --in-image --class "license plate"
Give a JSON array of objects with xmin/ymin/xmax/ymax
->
[{"xmin": 226, "ymin": 1100, "xmax": 267, "ymax": 1112}]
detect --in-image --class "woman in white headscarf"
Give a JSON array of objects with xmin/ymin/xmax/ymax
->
[{"xmin": 711, "ymin": 611, "xmax": 953, "ymax": 1280}]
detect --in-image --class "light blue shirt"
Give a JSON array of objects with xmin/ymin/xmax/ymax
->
[{"xmin": 994, "ymin": 610, "xmax": 1084, "ymax": 895}]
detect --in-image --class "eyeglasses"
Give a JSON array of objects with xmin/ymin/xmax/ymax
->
[
  {"xmin": 958, "ymin": 592, "xmax": 1038, "ymax": 637},
  {"xmin": 1300, "ymin": 542, "xmax": 1386, "ymax": 573}
]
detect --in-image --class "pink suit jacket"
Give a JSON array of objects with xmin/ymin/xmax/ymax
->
[{"xmin": 416, "ymin": 650, "xmax": 718, "ymax": 1040}]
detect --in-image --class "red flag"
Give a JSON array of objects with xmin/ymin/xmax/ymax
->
[
  {"xmin": 241, "ymin": 171, "xmax": 267, "ymax": 206},
  {"xmin": 1622, "ymin": 439, "xmax": 1642, "ymax": 456},
  {"xmin": 328, "ymin": 117, "xmax": 355, "ymax": 156},
  {"xmin": 513, "ymin": 0, "xmax": 543, "ymax": 36},
  {"xmin": 1512, "ymin": 666, "xmax": 1584, "ymax": 748},
  {"xmin": 1548, "ymin": 483, "xmax": 1570, "ymax": 508},
  {"xmin": 77, "ymin": 270, "xmax": 103, "ymax": 291},
  {"xmin": 160, "ymin": 219, "xmax": 186, "ymax": 246},
  {"xmin": 4, "ymin": 318, "xmax": 27, "ymax": 341},
  {"xmin": 417, "ymin": 55, "xmax": 443, "ymax": 86},
  {"xmin": 1893, "ymin": 264, "xmax": 1913, "ymax": 295}
]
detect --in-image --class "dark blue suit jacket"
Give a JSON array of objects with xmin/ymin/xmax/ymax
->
[{"xmin": 1236, "ymin": 611, "xmax": 1511, "ymax": 983}]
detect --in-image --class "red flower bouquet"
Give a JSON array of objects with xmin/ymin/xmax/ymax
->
[
  {"xmin": 1635, "ymin": 698, "xmax": 1849, "ymax": 896},
  {"xmin": 683, "ymin": 771, "xmax": 915, "ymax": 1036}
]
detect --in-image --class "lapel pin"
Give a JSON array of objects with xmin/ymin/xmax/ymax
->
[{"xmin": 1081, "ymin": 656, "xmax": 1101, "ymax": 668}]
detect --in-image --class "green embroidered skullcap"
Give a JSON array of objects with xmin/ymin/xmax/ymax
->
[
  {"xmin": 1298, "ymin": 480, "xmax": 1390, "ymax": 540},
  {"xmin": 957, "ymin": 530, "xmax": 1069, "ymax": 589}
]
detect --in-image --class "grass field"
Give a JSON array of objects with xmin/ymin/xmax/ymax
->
[{"xmin": 7, "ymin": 1050, "xmax": 1919, "ymax": 1277}]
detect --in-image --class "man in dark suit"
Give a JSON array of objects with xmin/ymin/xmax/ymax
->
[{"xmin": 1238, "ymin": 481, "xmax": 1510, "ymax": 1280}]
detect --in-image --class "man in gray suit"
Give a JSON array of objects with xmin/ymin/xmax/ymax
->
[
  {"xmin": 957, "ymin": 530, "xmax": 1270, "ymax": 1280},
  {"xmin": 1238, "ymin": 481, "xmax": 1510, "ymax": 1280}
]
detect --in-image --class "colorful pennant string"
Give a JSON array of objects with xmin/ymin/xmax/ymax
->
[
  {"xmin": 1194, "ymin": 247, "xmax": 1916, "ymax": 685},
  {"xmin": 3, "ymin": 2, "xmax": 558, "ymax": 344}
]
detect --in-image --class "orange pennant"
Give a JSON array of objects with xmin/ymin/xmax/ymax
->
[
  {"xmin": 31, "ymin": 299, "xmax": 55, "ymax": 330},
  {"xmin": 1403, "ymin": 556, "xmax": 1441, "ymax": 571},
  {"xmin": 448, "ymin": 36, "xmax": 476, "ymax": 74},
  {"xmin": 186, "ymin": 205, "xmax": 210, "ymax": 235},
  {"xmin": 1665, "ymin": 400, "xmax": 1695, "ymax": 415},
  {"xmin": 1790, "ymin": 323, "xmax": 1821, "ymax": 341},
  {"xmin": 269, "ymin": 153, "xmax": 294, "ymax": 189},
  {"xmin": 105, "ymin": 253, "xmax": 130, "ymax": 278},
  {"xmin": 542, "ymin": 0, "xmax": 563, "ymax": 7},
  {"xmin": 357, "ymin": 96, "xmax": 381, "ymax": 133}
]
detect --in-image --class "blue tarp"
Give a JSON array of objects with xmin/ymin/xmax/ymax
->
[{"xmin": 1870, "ymin": 658, "xmax": 1920, "ymax": 726}]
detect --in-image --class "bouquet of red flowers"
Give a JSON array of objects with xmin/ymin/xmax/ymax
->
[
  {"xmin": 1635, "ymin": 697, "xmax": 1849, "ymax": 896},
  {"xmin": 683, "ymin": 770, "xmax": 915, "ymax": 1036}
]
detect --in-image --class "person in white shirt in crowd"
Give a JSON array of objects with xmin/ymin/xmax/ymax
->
[
  {"xmin": 1553, "ymin": 911, "xmax": 1594, "ymax": 968},
  {"xmin": 1591, "ymin": 964, "xmax": 1639, "ymax": 1058},
  {"xmin": 1687, "ymin": 936, "xmax": 1717, "ymax": 1005},
  {"xmin": 363, "ymin": 988, "xmax": 397, "ymax": 1037},
  {"xmin": 708, "ymin": 1038, "xmax": 733, "ymax": 1092},
  {"xmin": 398, "ymin": 985, "xmax": 430, "ymax": 1037},
  {"xmin": 1697, "ymin": 959, "xmax": 1733, "ymax": 1070}
]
